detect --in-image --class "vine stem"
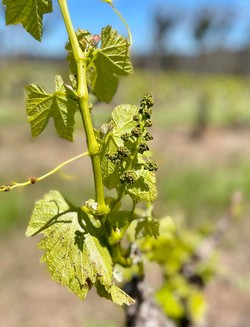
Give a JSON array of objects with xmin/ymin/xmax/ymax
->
[
  {"xmin": 57, "ymin": 0, "xmax": 107, "ymax": 215},
  {"xmin": 0, "ymin": 152, "xmax": 89, "ymax": 192}
]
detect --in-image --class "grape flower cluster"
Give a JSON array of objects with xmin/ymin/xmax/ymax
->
[{"xmin": 106, "ymin": 94, "xmax": 158, "ymax": 185}]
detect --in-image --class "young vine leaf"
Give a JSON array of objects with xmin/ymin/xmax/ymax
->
[
  {"xmin": 90, "ymin": 25, "xmax": 133, "ymax": 102},
  {"xmin": 101, "ymin": 135, "xmax": 121, "ymax": 190},
  {"xmin": 101, "ymin": 104, "xmax": 138, "ymax": 189},
  {"xmin": 26, "ymin": 190, "xmax": 134, "ymax": 305},
  {"xmin": 126, "ymin": 162, "xmax": 157, "ymax": 203},
  {"xmin": 26, "ymin": 75, "xmax": 78, "ymax": 141},
  {"xmin": 2, "ymin": 0, "xmax": 53, "ymax": 41},
  {"xmin": 112, "ymin": 104, "xmax": 138, "ymax": 139},
  {"xmin": 101, "ymin": 103, "xmax": 157, "ymax": 203},
  {"xmin": 135, "ymin": 217, "xmax": 160, "ymax": 239},
  {"xmin": 139, "ymin": 216, "xmax": 176, "ymax": 264},
  {"xmin": 96, "ymin": 282, "xmax": 134, "ymax": 306},
  {"xmin": 66, "ymin": 26, "xmax": 133, "ymax": 103}
]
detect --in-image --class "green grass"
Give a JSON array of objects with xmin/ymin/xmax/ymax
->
[
  {"xmin": 0, "ymin": 192, "xmax": 23, "ymax": 232},
  {"xmin": 158, "ymin": 160, "xmax": 249, "ymax": 226}
]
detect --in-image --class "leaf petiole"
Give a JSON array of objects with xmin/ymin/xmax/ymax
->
[
  {"xmin": 110, "ymin": 3, "xmax": 133, "ymax": 46},
  {"xmin": 0, "ymin": 152, "xmax": 89, "ymax": 192}
]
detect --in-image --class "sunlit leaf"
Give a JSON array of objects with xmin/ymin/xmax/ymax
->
[
  {"xmin": 101, "ymin": 135, "xmax": 121, "ymax": 190},
  {"xmin": 3, "ymin": 0, "xmax": 53, "ymax": 41},
  {"xmin": 126, "ymin": 166, "xmax": 157, "ymax": 203},
  {"xmin": 101, "ymin": 104, "xmax": 137, "ymax": 190},
  {"xmin": 90, "ymin": 54, "xmax": 119, "ymax": 103},
  {"xmin": 26, "ymin": 75, "xmax": 78, "ymax": 141},
  {"xmin": 112, "ymin": 104, "xmax": 138, "ymax": 141},
  {"xmin": 135, "ymin": 217, "xmax": 160, "ymax": 239},
  {"xmin": 187, "ymin": 291, "xmax": 206, "ymax": 323},
  {"xmin": 96, "ymin": 282, "xmax": 134, "ymax": 305},
  {"xmin": 90, "ymin": 26, "xmax": 133, "ymax": 102},
  {"xmin": 98, "ymin": 25, "xmax": 133, "ymax": 75},
  {"xmin": 26, "ymin": 190, "xmax": 133, "ymax": 305},
  {"xmin": 156, "ymin": 283, "xmax": 185, "ymax": 319},
  {"xmin": 101, "ymin": 104, "xmax": 157, "ymax": 202}
]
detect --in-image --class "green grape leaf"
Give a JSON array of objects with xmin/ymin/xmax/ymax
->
[
  {"xmin": 101, "ymin": 103, "xmax": 157, "ymax": 202},
  {"xmin": 112, "ymin": 104, "xmax": 138, "ymax": 140},
  {"xmin": 138, "ymin": 217, "xmax": 176, "ymax": 264},
  {"xmin": 110, "ymin": 285, "xmax": 134, "ymax": 305},
  {"xmin": 109, "ymin": 209, "xmax": 133, "ymax": 231},
  {"xmin": 26, "ymin": 75, "xmax": 78, "ymax": 141},
  {"xmin": 126, "ymin": 166, "xmax": 157, "ymax": 203},
  {"xmin": 90, "ymin": 26, "xmax": 133, "ymax": 102},
  {"xmin": 101, "ymin": 104, "xmax": 138, "ymax": 190},
  {"xmin": 3, "ymin": 0, "xmax": 53, "ymax": 41},
  {"xmin": 135, "ymin": 217, "xmax": 160, "ymax": 239},
  {"xmin": 99, "ymin": 26, "xmax": 133, "ymax": 75},
  {"xmin": 90, "ymin": 55, "xmax": 119, "ymax": 103},
  {"xmin": 101, "ymin": 135, "xmax": 121, "ymax": 190},
  {"xmin": 187, "ymin": 290, "xmax": 206, "ymax": 323},
  {"xmin": 101, "ymin": 103, "xmax": 157, "ymax": 203},
  {"xmin": 96, "ymin": 282, "xmax": 134, "ymax": 305},
  {"xmin": 26, "ymin": 190, "xmax": 133, "ymax": 305},
  {"xmin": 65, "ymin": 26, "xmax": 132, "ymax": 102},
  {"xmin": 156, "ymin": 283, "xmax": 185, "ymax": 319}
]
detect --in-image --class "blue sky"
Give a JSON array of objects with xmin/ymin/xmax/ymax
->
[{"xmin": 1, "ymin": 0, "xmax": 250, "ymax": 57}]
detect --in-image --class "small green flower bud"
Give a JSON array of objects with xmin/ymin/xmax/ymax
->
[
  {"xmin": 121, "ymin": 132, "xmax": 131, "ymax": 142},
  {"xmin": 131, "ymin": 127, "xmax": 142, "ymax": 138},
  {"xmin": 138, "ymin": 107, "xmax": 144, "ymax": 114},
  {"xmin": 139, "ymin": 107, "xmax": 152, "ymax": 118},
  {"xmin": 140, "ymin": 93, "xmax": 154, "ymax": 108},
  {"xmin": 105, "ymin": 153, "xmax": 113, "ymax": 160},
  {"xmin": 145, "ymin": 119, "xmax": 152, "ymax": 127},
  {"xmin": 88, "ymin": 103, "xmax": 93, "ymax": 111},
  {"xmin": 120, "ymin": 170, "xmax": 137, "ymax": 184},
  {"xmin": 144, "ymin": 160, "xmax": 158, "ymax": 171},
  {"xmin": 143, "ymin": 108, "xmax": 152, "ymax": 119},
  {"xmin": 138, "ymin": 142, "xmax": 149, "ymax": 154},
  {"xmin": 133, "ymin": 114, "xmax": 140, "ymax": 122},
  {"xmin": 117, "ymin": 146, "xmax": 131, "ymax": 158},
  {"xmin": 113, "ymin": 158, "xmax": 122, "ymax": 164},
  {"xmin": 105, "ymin": 153, "xmax": 122, "ymax": 164},
  {"xmin": 144, "ymin": 132, "xmax": 153, "ymax": 141}
]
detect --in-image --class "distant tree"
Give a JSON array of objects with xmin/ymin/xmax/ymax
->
[
  {"xmin": 192, "ymin": 7, "xmax": 233, "ymax": 53},
  {"xmin": 152, "ymin": 6, "xmax": 183, "ymax": 68},
  {"xmin": 154, "ymin": 9, "xmax": 178, "ymax": 55}
]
